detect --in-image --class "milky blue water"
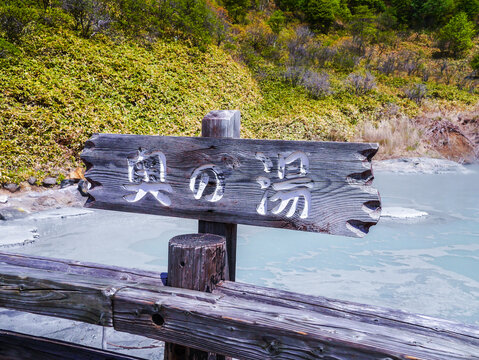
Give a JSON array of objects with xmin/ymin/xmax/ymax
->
[{"xmin": 4, "ymin": 165, "xmax": 479, "ymax": 326}]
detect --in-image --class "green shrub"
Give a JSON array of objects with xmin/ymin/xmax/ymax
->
[
  {"xmin": 267, "ymin": 10, "xmax": 285, "ymax": 34},
  {"xmin": 61, "ymin": 0, "xmax": 111, "ymax": 38},
  {"xmin": 437, "ymin": 12, "xmax": 475, "ymax": 58},
  {"xmin": 0, "ymin": 38, "xmax": 20, "ymax": 57},
  {"xmin": 348, "ymin": 0, "xmax": 385, "ymax": 13},
  {"xmin": 412, "ymin": 0, "xmax": 455, "ymax": 28},
  {"xmin": 0, "ymin": 5, "xmax": 37, "ymax": 43},
  {"xmin": 303, "ymin": 0, "xmax": 339, "ymax": 32},
  {"xmin": 223, "ymin": 0, "xmax": 250, "ymax": 23},
  {"xmin": 455, "ymin": 0, "xmax": 479, "ymax": 21},
  {"xmin": 471, "ymin": 53, "xmax": 479, "ymax": 72}
]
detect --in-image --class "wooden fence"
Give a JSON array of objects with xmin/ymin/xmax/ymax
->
[
  {"xmin": 1, "ymin": 251, "xmax": 479, "ymax": 359},
  {"xmin": 1, "ymin": 110, "xmax": 478, "ymax": 359}
]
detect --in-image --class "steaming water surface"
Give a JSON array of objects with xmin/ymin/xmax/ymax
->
[{"xmin": 2, "ymin": 164, "xmax": 479, "ymax": 327}]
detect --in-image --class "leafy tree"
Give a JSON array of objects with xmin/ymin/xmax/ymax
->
[
  {"xmin": 336, "ymin": 0, "xmax": 351, "ymax": 21},
  {"xmin": 169, "ymin": 0, "xmax": 216, "ymax": 47},
  {"xmin": 267, "ymin": 9, "xmax": 286, "ymax": 33},
  {"xmin": 376, "ymin": 7, "xmax": 397, "ymax": 30},
  {"xmin": 223, "ymin": 0, "xmax": 250, "ymax": 23},
  {"xmin": 349, "ymin": 5, "xmax": 376, "ymax": 54},
  {"xmin": 303, "ymin": 0, "xmax": 339, "ymax": 32},
  {"xmin": 390, "ymin": 0, "xmax": 412, "ymax": 25},
  {"xmin": 347, "ymin": 0, "xmax": 385, "ymax": 13},
  {"xmin": 437, "ymin": 12, "xmax": 475, "ymax": 58},
  {"xmin": 62, "ymin": 0, "xmax": 110, "ymax": 38},
  {"xmin": 209, "ymin": 5, "xmax": 230, "ymax": 46},
  {"xmin": 115, "ymin": 0, "xmax": 159, "ymax": 35},
  {"xmin": 456, "ymin": 0, "xmax": 479, "ymax": 21},
  {"xmin": 0, "ymin": 5, "xmax": 37, "ymax": 43},
  {"xmin": 412, "ymin": 0, "xmax": 455, "ymax": 28},
  {"xmin": 275, "ymin": 0, "xmax": 303, "ymax": 11}
]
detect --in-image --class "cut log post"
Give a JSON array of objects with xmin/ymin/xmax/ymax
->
[
  {"xmin": 164, "ymin": 233, "xmax": 228, "ymax": 360},
  {"xmin": 199, "ymin": 110, "xmax": 240, "ymax": 282}
]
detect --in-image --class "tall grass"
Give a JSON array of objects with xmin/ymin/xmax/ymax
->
[{"xmin": 356, "ymin": 106, "xmax": 422, "ymax": 158}]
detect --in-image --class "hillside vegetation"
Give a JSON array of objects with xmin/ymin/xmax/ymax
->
[{"xmin": 0, "ymin": 0, "xmax": 478, "ymax": 185}]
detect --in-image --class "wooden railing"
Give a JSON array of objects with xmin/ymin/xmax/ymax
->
[{"xmin": 1, "ymin": 251, "xmax": 479, "ymax": 359}]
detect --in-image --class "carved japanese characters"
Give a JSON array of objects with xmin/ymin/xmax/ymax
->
[
  {"xmin": 82, "ymin": 134, "xmax": 380, "ymax": 236},
  {"xmin": 255, "ymin": 151, "xmax": 313, "ymax": 219},
  {"xmin": 123, "ymin": 149, "xmax": 173, "ymax": 206}
]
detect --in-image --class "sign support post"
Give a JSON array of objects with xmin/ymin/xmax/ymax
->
[{"xmin": 198, "ymin": 110, "xmax": 240, "ymax": 281}]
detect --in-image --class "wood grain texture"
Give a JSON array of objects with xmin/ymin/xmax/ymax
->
[
  {"xmin": 0, "ymin": 263, "xmax": 115, "ymax": 326},
  {"xmin": 113, "ymin": 283, "xmax": 479, "ymax": 360},
  {"xmin": 215, "ymin": 281, "xmax": 479, "ymax": 347},
  {"xmin": 199, "ymin": 110, "xmax": 239, "ymax": 282},
  {"xmin": 164, "ymin": 233, "xmax": 228, "ymax": 360},
  {"xmin": 198, "ymin": 221, "xmax": 236, "ymax": 282},
  {"xmin": 200, "ymin": 110, "xmax": 240, "ymax": 138},
  {"xmin": 0, "ymin": 252, "xmax": 163, "ymax": 326},
  {"xmin": 82, "ymin": 133, "xmax": 380, "ymax": 237},
  {"xmin": 0, "ymin": 252, "xmax": 164, "ymax": 286},
  {"xmin": 167, "ymin": 233, "xmax": 228, "ymax": 292},
  {"xmin": 0, "ymin": 330, "xmax": 143, "ymax": 360}
]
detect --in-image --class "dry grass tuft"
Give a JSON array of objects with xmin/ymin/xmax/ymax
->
[{"xmin": 355, "ymin": 104, "xmax": 422, "ymax": 159}]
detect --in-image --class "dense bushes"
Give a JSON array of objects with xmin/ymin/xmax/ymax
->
[
  {"xmin": 404, "ymin": 83, "xmax": 427, "ymax": 104},
  {"xmin": 62, "ymin": 0, "xmax": 110, "ymax": 38},
  {"xmin": 471, "ymin": 53, "xmax": 479, "ymax": 73},
  {"xmin": 0, "ymin": 4, "xmax": 37, "ymax": 43},
  {"xmin": 0, "ymin": 0, "xmax": 225, "ymax": 46},
  {"xmin": 0, "ymin": 0, "xmax": 478, "ymax": 184},
  {"xmin": 437, "ymin": 12, "xmax": 476, "ymax": 58},
  {"xmin": 303, "ymin": 0, "xmax": 339, "ymax": 32}
]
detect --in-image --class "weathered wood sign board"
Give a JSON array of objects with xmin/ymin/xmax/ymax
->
[{"xmin": 81, "ymin": 134, "xmax": 380, "ymax": 237}]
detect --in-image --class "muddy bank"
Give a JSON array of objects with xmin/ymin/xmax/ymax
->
[
  {"xmin": 356, "ymin": 103, "xmax": 479, "ymax": 163},
  {"xmin": 0, "ymin": 185, "xmax": 86, "ymax": 221},
  {"xmin": 416, "ymin": 105, "xmax": 479, "ymax": 164}
]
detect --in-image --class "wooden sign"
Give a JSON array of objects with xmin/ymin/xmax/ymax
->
[{"xmin": 81, "ymin": 134, "xmax": 380, "ymax": 237}]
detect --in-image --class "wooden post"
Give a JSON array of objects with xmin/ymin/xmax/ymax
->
[
  {"xmin": 199, "ymin": 110, "xmax": 240, "ymax": 281},
  {"xmin": 164, "ymin": 233, "xmax": 228, "ymax": 360}
]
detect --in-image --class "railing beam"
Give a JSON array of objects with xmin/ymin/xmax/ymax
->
[{"xmin": 1, "ymin": 252, "xmax": 478, "ymax": 360}]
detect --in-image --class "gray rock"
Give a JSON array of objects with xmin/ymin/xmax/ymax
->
[
  {"xmin": 4, "ymin": 183, "xmax": 20, "ymax": 193},
  {"xmin": 0, "ymin": 207, "xmax": 29, "ymax": 221},
  {"xmin": 34, "ymin": 196, "xmax": 57, "ymax": 208},
  {"xmin": 0, "ymin": 195, "xmax": 8, "ymax": 204},
  {"xmin": 60, "ymin": 179, "xmax": 76, "ymax": 188},
  {"xmin": 77, "ymin": 180, "xmax": 90, "ymax": 197},
  {"xmin": 27, "ymin": 176, "xmax": 37, "ymax": 185},
  {"xmin": 42, "ymin": 177, "xmax": 57, "ymax": 186}
]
